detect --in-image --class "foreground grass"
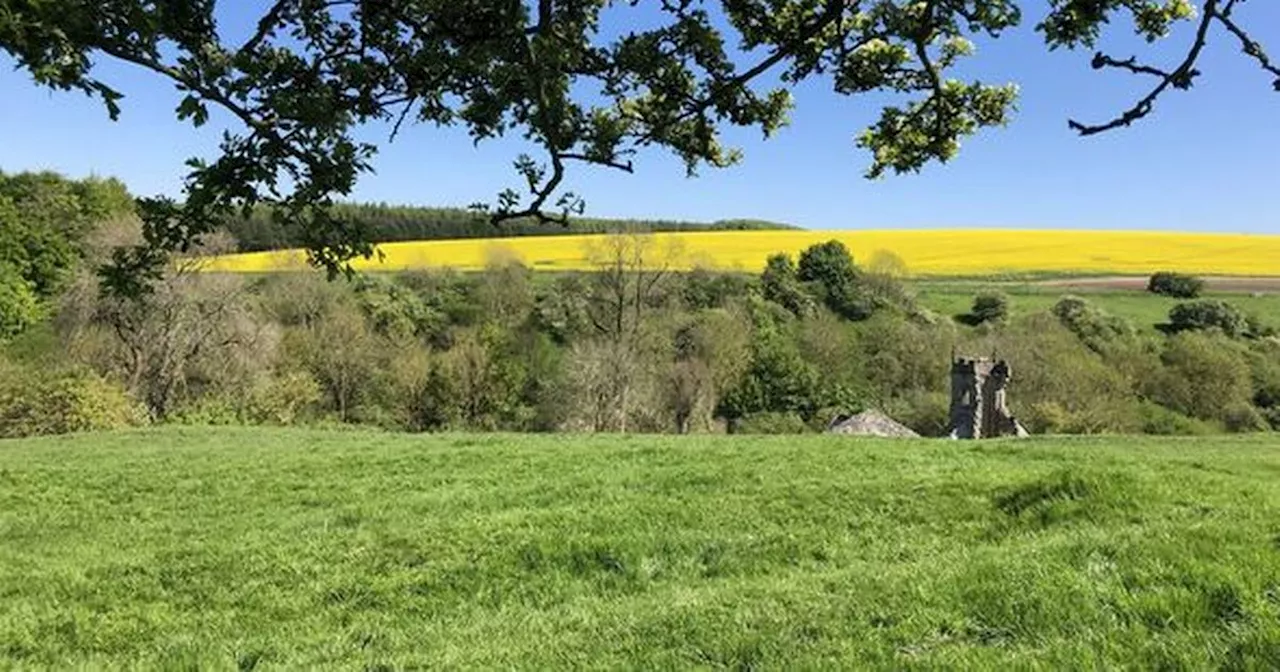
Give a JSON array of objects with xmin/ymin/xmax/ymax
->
[{"xmin": 3, "ymin": 428, "xmax": 1280, "ymax": 669}]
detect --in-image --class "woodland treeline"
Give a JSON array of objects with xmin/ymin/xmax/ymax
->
[
  {"xmin": 2, "ymin": 171, "xmax": 1279, "ymax": 439},
  {"xmin": 222, "ymin": 203, "xmax": 794, "ymax": 253}
]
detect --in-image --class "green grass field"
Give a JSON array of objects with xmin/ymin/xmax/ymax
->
[
  {"xmin": 913, "ymin": 282, "xmax": 1280, "ymax": 332},
  {"xmin": 4, "ymin": 428, "xmax": 1280, "ymax": 668}
]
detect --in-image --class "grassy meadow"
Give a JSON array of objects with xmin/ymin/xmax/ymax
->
[
  {"xmin": 4, "ymin": 428, "xmax": 1280, "ymax": 668},
  {"xmin": 205, "ymin": 229, "xmax": 1280, "ymax": 276},
  {"xmin": 913, "ymin": 281, "xmax": 1280, "ymax": 330}
]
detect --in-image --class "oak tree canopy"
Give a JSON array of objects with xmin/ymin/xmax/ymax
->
[{"xmin": 1, "ymin": 0, "xmax": 1274, "ymax": 291}]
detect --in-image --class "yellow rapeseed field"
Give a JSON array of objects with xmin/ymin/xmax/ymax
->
[{"xmin": 205, "ymin": 229, "xmax": 1280, "ymax": 277}]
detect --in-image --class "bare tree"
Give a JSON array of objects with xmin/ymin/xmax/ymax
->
[
  {"xmin": 563, "ymin": 338, "xmax": 639, "ymax": 432},
  {"xmin": 575, "ymin": 232, "xmax": 681, "ymax": 432},
  {"xmin": 666, "ymin": 358, "xmax": 713, "ymax": 434},
  {"xmin": 60, "ymin": 227, "xmax": 268, "ymax": 419}
]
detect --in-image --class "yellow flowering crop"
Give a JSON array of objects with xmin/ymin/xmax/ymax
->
[{"xmin": 204, "ymin": 229, "xmax": 1280, "ymax": 277}]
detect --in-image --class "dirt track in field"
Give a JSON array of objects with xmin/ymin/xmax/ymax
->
[{"xmin": 1036, "ymin": 276, "xmax": 1280, "ymax": 293}]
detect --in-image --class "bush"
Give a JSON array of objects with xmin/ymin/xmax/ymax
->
[
  {"xmin": 1223, "ymin": 403, "xmax": 1268, "ymax": 433},
  {"xmin": 969, "ymin": 292, "xmax": 1010, "ymax": 325},
  {"xmin": 982, "ymin": 314, "xmax": 1141, "ymax": 434},
  {"xmin": 856, "ymin": 312, "xmax": 956, "ymax": 404},
  {"xmin": 1263, "ymin": 407, "xmax": 1280, "ymax": 431},
  {"xmin": 0, "ymin": 263, "xmax": 41, "ymax": 340},
  {"xmin": 717, "ymin": 333, "xmax": 821, "ymax": 425},
  {"xmin": 1147, "ymin": 332, "xmax": 1254, "ymax": 424},
  {"xmin": 680, "ymin": 268, "xmax": 752, "ymax": 311},
  {"xmin": 246, "ymin": 371, "xmax": 324, "ymax": 425},
  {"xmin": 735, "ymin": 411, "xmax": 809, "ymax": 435},
  {"xmin": 760, "ymin": 253, "xmax": 814, "ymax": 318},
  {"xmin": 1167, "ymin": 300, "xmax": 1248, "ymax": 338},
  {"xmin": 0, "ymin": 365, "xmax": 144, "ymax": 438},
  {"xmin": 1051, "ymin": 295, "xmax": 1133, "ymax": 352},
  {"xmin": 1148, "ymin": 271, "xmax": 1205, "ymax": 298},
  {"xmin": 1136, "ymin": 401, "xmax": 1215, "ymax": 436},
  {"xmin": 796, "ymin": 240, "xmax": 857, "ymax": 289},
  {"xmin": 168, "ymin": 395, "xmax": 244, "ymax": 426},
  {"xmin": 884, "ymin": 390, "xmax": 951, "ymax": 437}
]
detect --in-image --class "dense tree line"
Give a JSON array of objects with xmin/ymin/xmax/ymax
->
[
  {"xmin": 3, "ymin": 172, "xmax": 1279, "ymax": 439},
  {"xmin": 222, "ymin": 203, "xmax": 795, "ymax": 253}
]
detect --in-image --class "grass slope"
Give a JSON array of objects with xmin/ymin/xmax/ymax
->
[
  {"xmin": 3, "ymin": 428, "xmax": 1280, "ymax": 668},
  {"xmin": 914, "ymin": 282, "xmax": 1280, "ymax": 332}
]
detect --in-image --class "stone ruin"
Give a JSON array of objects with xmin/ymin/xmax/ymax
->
[{"xmin": 947, "ymin": 354, "xmax": 1029, "ymax": 439}]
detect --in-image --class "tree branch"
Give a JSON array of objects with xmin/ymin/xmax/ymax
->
[
  {"xmin": 1089, "ymin": 53, "xmax": 1172, "ymax": 79},
  {"xmin": 1215, "ymin": 6, "xmax": 1280, "ymax": 90},
  {"xmin": 239, "ymin": 0, "xmax": 293, "ymax": 54},
  {"xmin": 631, "ymin": 0, "xmax": 847, "ymax": 148},
  {"xmin": 1068, "ymin": 0, "xmax": 1217, "ymax": 136},
  {"xmin": 558, "ymin": 153, "xmax": 634, "ymax": 173}
]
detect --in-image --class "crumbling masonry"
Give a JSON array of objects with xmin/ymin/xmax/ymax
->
[{"xmin": 947, "ymin": 355, "xmax": 1029, "ymax": 439}]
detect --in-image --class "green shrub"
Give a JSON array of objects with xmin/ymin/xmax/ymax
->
[
  {"xmin": 983, "ymin": 314, "xmax": 1140, "ymax": 434},
  {"xmin": 1147, "ymin": 271, "xmax": 1205, "ymax": 298},
  {"xmin": 246, "ymin": 371, "xmax": 324, "ymax": 425},
  {"xmin": 1263, "ymin": 407, "xmax": 1280, "ymax": 431},
  {"xmin": 680, "ymin": 268, "xmax": 752, "ymax": 311},
  {"xmin": 169, "ymin": 395, "xmax": 244, "ymax": 426},
  {"xmin": 1147, "ymin": 332, "xmax": 1254, "ymax": 424},
  {"xmin": 735, "ymin": 411, "xmax": 809, "ymax": 435},
  {"xmin": 795, "ymin": 241, "xmax": 880, "ymax": 321},
  {"xmin": 717, "ymin": 333, "xmax": 821, "ymax": 424},
  {"xmin": 969, "ymin": 292, "xmax": 1010, "ymax": 325},
  {"xmin": 1168, "ymin": 300, "xmax": 1248, "ymax": 338},
  {"xmin": 1223, "ymin": 403, "xmax": 1268, "ymax": 433},
  {"xmin": 1022, "ymin": 399, "xmax": 1143, "ymax": 435},
  {"xmin": 760, "ymin": 253, "xmax": 815, "ymax": 318},
  {"xmin": 1136, "ymin": 401, "xmax": 1215, "ymax": 436},
  {"xmin": 0, "ymin": 263, "xmax": 41, "ymax": 340},
  {"xmin": 796, "ymin": 240, "xmax": 857, "ymax": 290},
  {"xmin": 0, "ymin": 366, "xmax": 144, "ymax": 438},
  {"xmin": 884, "ymin": 390, "xmax": 951, "ymax": 437},
  {"xmin": 1051, "ymin": 295, "xmax": 1134, "ymax": 352}
]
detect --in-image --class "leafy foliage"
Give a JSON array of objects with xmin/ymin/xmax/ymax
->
[
  {"xmin": 760, "ymin": 253, "xmax": 815, "ymax": 318},
  {"xmin": 1051, "ymin": 295, "xmax": 1134, "ymax": 352},
  {"xmin": 0, "ymin": 171, "xmax": 134, "ymax": 335},
  {"xmin": 969, "ymin": 291, "xmax": 1011, "ymax": 325},
  {"xmin": 1147, "ymin": 271, "xmax": 1205, "ymax": 298},
  {"xmin": 0, "ymin": 263, "xmax": 41, "ymax": 340},
  {"xmin": 1167, "ymin": 299, "xmax": 1249, "ymax": 338},
  {"xmin": 718, "ymin": 332, "xmax": 822, "ymax": 428},
  {"xmin": 0, "ymin": 360, "xmax": 144, "ymax": 438},
  {"xmin": 1147, "ymin": 332, "xmax": 1256, "ymax": 425}
]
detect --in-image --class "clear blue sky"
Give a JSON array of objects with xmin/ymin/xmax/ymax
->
[{"xmin": 1, "ymin": 2, "xmax": 1277, "ymax": 233}]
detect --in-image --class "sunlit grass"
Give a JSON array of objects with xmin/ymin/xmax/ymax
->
[
  {"xmin": 4, "ymin": 428, "xmax": 1280, "ymax": 668},
  {"xmin": 205, "ymin": 229, "xmax": 1280, "ymax": 276}
]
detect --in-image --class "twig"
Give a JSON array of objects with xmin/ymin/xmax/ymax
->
[{"xmin": 1069, "ymin": 0, "xmax": 1218, "ymax": 136}]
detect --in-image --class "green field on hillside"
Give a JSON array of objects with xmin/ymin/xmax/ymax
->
[
  {"xmin": 3, "ymin": 428, "xmax": 1280, "ymax": 668},
  {"xmin": 913, "ymin": 283, "xmax": 1280, "ymax": 332}
]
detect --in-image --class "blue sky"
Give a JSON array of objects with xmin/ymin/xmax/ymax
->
[{"xmin": 1, "ymin": 2, "xmax": 1277, "ymax": 233}]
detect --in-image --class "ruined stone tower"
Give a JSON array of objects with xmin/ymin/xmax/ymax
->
[{"xmin": 947, "ymin": 355, "xmax": 1029, "ymax": 439}]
